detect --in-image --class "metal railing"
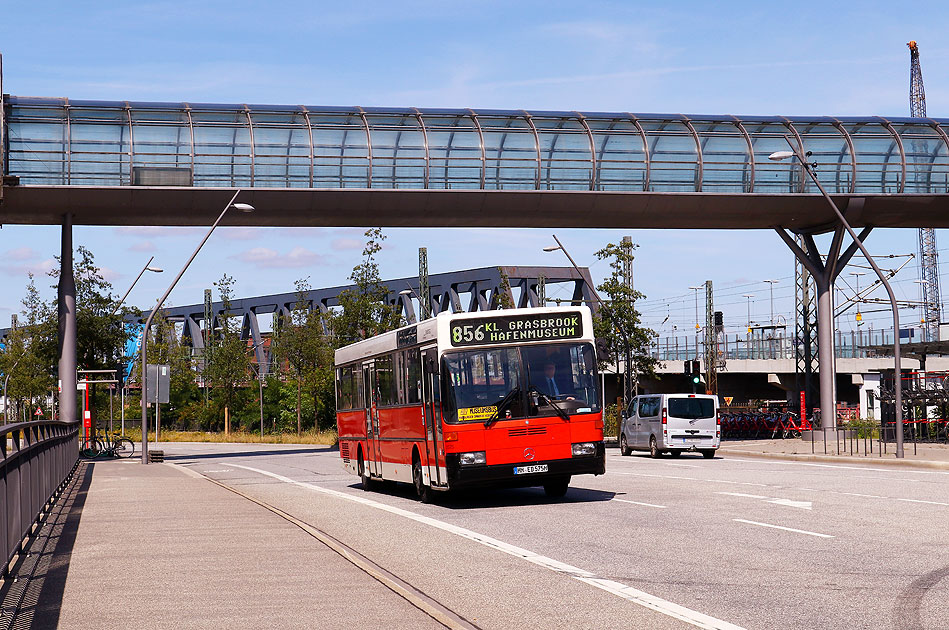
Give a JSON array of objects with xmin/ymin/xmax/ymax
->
[
  {"xmin": 651, "ymin": 327, "xmax": 914, "ymax": 362},
  {"xmin": 1, "ymin": 419, "xmax": 79, "ymax": 578}
]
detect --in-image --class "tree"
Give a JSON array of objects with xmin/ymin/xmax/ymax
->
[
  {"xmin": 203, "ymin": 274, "xmax": 251, "ymax": 430},
  {"xmin": 592, "ymin": 239, "xmax": 659, "ymax": 397},
  {"xmin": 332, "ymin": 228, "xmax": 402, "ymax": 344},
  {"xmin": 271, "ymin": 278, "xmax": 335, "ymax": 434}
]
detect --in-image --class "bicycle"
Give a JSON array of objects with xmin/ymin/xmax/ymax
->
[{"xmin": 80, "ymin": 432, "xmax": 136, "ymax": 458}]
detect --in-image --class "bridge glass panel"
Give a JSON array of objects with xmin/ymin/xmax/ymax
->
[
  {"xmin": 365, "ymin": 114, "xmax": 426, "ymax": 188},
  {"xmin": 423, "ymin": 114, "xmax": 482, "ymax": 189},
  {"xmin": 130, "ymin": 108, "xmax": 193, "ymax": 173},
  {"xmin": 190, "ymin": 109, "xmax": 253, "ymax": 187},
  {"xmin": 67, "ymin": 107, "xmax": 130, "ymax": 185},
  {"xmin": 840, "ymin": 121, "xmax": 901, "ymax": 193},
  {"xmin": 308, "ymin": 113, "xmax": 370, "ymax": 188},
  {"xmin": 692, "ymin": 120, "xmax": 750, "ymax": 193},
  {"xmin": 745, "ymin": 122, "xmax": 802, "ymax": 193},
  {"xmin": 791, "ymin": 121, "xmax": 852, "ymax": 193},
  {"xmin": 585, "ymin": 117, "xmax": 646, "ymax": 191},
  {"xmin": 532, "ymin": 116, "xmax": 592, "ymax": 190},
  {"xmin": 6, "ymin": 101, "xmax": 69, "ymax": 185},
  {"xmin": 894, "ymin": 123, "xmax": 949, "ymax": 193},
  {"xmin": 250, "ymin": 110, "xmax": 312, "ymax": 188},
  {"xmin": 639, "ymin": 119, "xmax": 699, "ymax": 192},
  {"xmin": 478, "ymin": 115, "xmax": 538, "ymax": 189}
]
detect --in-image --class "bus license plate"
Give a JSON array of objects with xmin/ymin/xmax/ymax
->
[{"xmin": 514, "ymin": 464, "xmax": 548, "ymax": 475}]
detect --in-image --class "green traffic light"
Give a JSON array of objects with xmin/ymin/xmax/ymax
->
[{"xmin": 692, "ymin": 375, "xmax": 701, "ymax": 384}]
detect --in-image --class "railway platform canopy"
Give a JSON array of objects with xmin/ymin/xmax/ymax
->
[{"xmin": 3, "ymin": 97, "xmax": 949, "ymax": 231}]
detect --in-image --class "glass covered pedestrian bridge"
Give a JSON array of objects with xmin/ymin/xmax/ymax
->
[{"xmin": 5, "ymin": 97, "xmax": 949, "ymax": 195}]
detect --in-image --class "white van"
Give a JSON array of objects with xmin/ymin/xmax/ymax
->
[{"xmin": 620, "ymin": 394, "xmax": 720, "ymax": 458}]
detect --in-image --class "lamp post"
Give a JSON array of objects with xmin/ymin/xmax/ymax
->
[
  {"xmin": 543, "ymin": 235, "xmax": 634, "ymax": 406},
  {"xmin": 742, "ymin": 294, "xmax": 755, "ymax": 359},
  {"xmin": 689, "ymin": 286, "xmax": 702, "ymax": 358},
  {"xmin": 764, "ymin": 279, "xmax": 779, "ymax": 325},
  {"xmin": 112, "ymin": 257, "xmax": 163, "ymax": 432},
  {"xmin": 769, "ymin": 146, "xmax": 905, "ymax": 457},
  {"xmin": 2, "ymin": 356, "xmax": 22, "ymax": 423},
  {"xmin": 250, "ymin": 339, "xmax": 268, "ymax": 441},
  {"xmin": 140, "ymin": 190, "xmax": 254, "ymax": 463}
]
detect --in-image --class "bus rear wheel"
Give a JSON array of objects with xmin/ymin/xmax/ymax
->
[
  {"xmin": 543, "ymin": 476, "xmax": 570, "ymax": 498},
  {"xmin": 412, "ymin": 456, "xmax": 432, "ymax": 503},
  {"xmin": 358, "ymin": 453, "xmax": 373, "ymax": 491}
]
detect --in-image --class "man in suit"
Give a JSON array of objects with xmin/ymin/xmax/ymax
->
[{"xmin": 540, "ymin": 361, "xmax": 574, "ymax": 400}]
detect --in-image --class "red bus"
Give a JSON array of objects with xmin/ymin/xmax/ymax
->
[{"xmin": 335, "ymin": 306, "xmax": 605, "ymax": 501}]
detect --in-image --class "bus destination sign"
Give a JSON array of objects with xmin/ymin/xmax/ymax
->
[{"xmin": 449, "ymin": 312, "xmax": 583, "ymax": 347}]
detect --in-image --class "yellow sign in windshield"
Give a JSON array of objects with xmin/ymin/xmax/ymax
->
[{"xmin": 458, "ymin": 406, "xmax": 497, "ymax": 422}]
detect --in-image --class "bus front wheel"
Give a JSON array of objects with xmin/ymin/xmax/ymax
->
[{"xmin": 358, "ymin": 453, "xmax": 373, "ymax": 491}]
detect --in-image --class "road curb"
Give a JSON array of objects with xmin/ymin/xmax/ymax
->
[{"xmin": 720, "ymin": 448, "xmax": 949, "ymax": 470}]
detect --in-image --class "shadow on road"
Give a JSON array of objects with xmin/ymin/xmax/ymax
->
[
  {"xmin": 0, "ymin": 461, "xmax": 93, "ymax": 629},
  {"xmin": 347, "ymin": 480, "xmax": 616, "ymax": 509}
]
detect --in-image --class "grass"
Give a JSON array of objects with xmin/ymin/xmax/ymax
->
[{"xmin": 109, "ymin": 427, "xmax": 338, "ymax": 445}]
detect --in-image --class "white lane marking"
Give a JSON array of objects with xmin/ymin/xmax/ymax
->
[
  {"xmin": 614, "ymin": 499, "xmax": 667, "ymax": 509},
  {"xmin": 666, "ymin": 463, "xmax": 699, "ymax": 468},
  {"xmin": 733, "ymin": 519, "xmax": 833, "ymax": 539},
  {"xmin": 716, "ymin": 492, "xmax": 768, "ymax": 500},
  {"xmin": 716, "ymin": 492, "xmax": 812, "ymax": 510},
  {"xmin": 702, "ymin": 479, "xmax": 772, "ymax": 488},
  {"xmin": 224, "ymin": 463, "xmax": 743, "ymax": 630},
  {"xmin": 766, "ymin": 499, "xmax": 813, "ymax": 510},
  {"xmin": 896, "ymin": 498, "xmax": 949, "ymax": 507},
  {"xmin": 203, "ymin": 469, "xmax": 232, "ymax": 473}
]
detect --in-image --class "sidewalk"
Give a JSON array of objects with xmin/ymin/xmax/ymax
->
[
  {"xmin": 718, "ymin": 437, "xmax": 949, "ymax": 470},
  {"xmin": 3, "ymin": 458, "xmax": 445, "ymax": 630}
]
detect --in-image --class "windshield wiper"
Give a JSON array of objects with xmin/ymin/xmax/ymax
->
[
  {"xmin": 485, "ymin": 386, "xmax": 521, "ymax": 428},
  {"xmin": 531, "ymin": 387, "xmax": 570, "ymax": 422}
]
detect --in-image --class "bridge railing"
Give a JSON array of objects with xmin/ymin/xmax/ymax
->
[
  {"xmin": 1, "ymin": 419, "xmax": 79, "ymax": 577},
  {"xmin": 651, "ymin": 327, "xmax": 914, "ymax": 363}
]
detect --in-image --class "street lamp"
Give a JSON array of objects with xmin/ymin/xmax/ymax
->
[
  {"xmin": 2, "ymin": 355, "xmax": 22, "ymax": 423},
  {"xmin": 851, "ymin": 272, "xmax": 866, "ymax": 326},
  {"xmin": 112, "ymin": 256, "xmax": 164, "ymax": 433},
  {"xmin": 770, "ymin": 145, "xmax": 905, "ymax": 457},
  {"xmin": 140, "ymin": 191, "xmax": 255, "ymax": 464},
  {"xmin": 249, "ymin": 339, "xmax": 268, "ymax": 441},
  {"xmin": 763, "ymin": 279, "xmax": 779, "ymax": 325},
  {"xmin": 543, "ymin": 234, "xmax": 635, "ymax": 407}
]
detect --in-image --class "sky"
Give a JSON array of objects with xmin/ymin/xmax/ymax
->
[{"xmin": 1, "ymin": 0, "xmax": 948, "ymax": 341}]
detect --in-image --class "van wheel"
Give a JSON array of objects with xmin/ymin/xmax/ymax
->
[
  {"xmin": 702, "ymin": 450, "xmax": 716, "ymax": 459},
  {"xmin": 669, "ymin": 450, "xmax": 682, "ymax": 458},
  {"xmin": 649, "ymin": 437, "xmax": 661, "ymax": 459},
  {"xmin": 358, "ymin": 453, "xmax": 373, "ymax": 491},
  {"xmin": 543, "ymin": 476, "xmax": 570, "ymax": 498},
  {"xmin": 620, "ymin": 434, "xmax": 631, "ymax": 456},
  {"xmin": 412, "ymin": 455, "xmax": 432, "ymax": 503}
]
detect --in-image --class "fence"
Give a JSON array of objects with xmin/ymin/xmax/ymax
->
[{"xmin": 1, "ymin": 419, "xmax": 79, "ymax": 578}]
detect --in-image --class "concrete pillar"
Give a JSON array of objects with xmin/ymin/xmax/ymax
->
[
  {"xmin": 815, "ymin": 277, "xmax": 837, "ymax": 431},
  {"xmin": 57, "ymin": 213, "xmax": 77, "ymax": 424}
]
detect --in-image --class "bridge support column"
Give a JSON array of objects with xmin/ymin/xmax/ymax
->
[
  {"xmin": 58, "ymin": 213, "xmax": 77, "ymax": 425},
  {"xmin": 775, "ymin": 223, "xmax": 872, "ymax": 432}
]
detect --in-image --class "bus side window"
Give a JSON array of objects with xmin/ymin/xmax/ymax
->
[{"xmin": 405, "ymin": 349, "xmax": 422, "ymax": 404}]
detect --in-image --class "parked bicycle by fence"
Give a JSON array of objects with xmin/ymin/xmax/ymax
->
[{"xmin": 80, "ymin": 431, "xmax": 136, "ymax": 458}]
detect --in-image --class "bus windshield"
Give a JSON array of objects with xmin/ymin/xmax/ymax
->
[{"xmin": 442, "ymin": 342, "xmax": 600, "ymax": 423}]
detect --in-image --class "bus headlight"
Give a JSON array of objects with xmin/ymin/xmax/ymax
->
[
  {"xmin": 459, "ymin": 451, "xmax": 486, "ymax": 466},
  {"xmin": 572, "ymin": 442, "xmax": 596, "ymax": 457}
]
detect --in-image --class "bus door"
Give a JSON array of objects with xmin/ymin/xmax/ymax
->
[
  {"xmin": 422, "ymin": 347, "xmax": 446, "ymax": 487},
  {"xmin": 363, "ymin": 362, "xmax": 381, "ymax": 478}
]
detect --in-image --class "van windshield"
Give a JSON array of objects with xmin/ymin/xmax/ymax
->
[{"xmin": 668, "ymin": 398, "xmax": 715, "ymax": 419}]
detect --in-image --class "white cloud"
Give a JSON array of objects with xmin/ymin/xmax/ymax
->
[
  {"xmin": 331, "ymin": 238, "xmax": 363, "ymax": 251},
  {"xmin": 5, "ymin": 247, "xmax": 40, "ymax": 262},
  {"xmin": 114, "ymin": 226, "xmax": 203, "ymax": 238},
  {"xmin": 128, "ymin": 241, "xmax": 157, "ymax": 253},
  {"xmin": 232, "ymin": 246, "xmax": 327, "ymax": 269}
]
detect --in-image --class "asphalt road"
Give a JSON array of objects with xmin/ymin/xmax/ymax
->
[{"xmin": 165, "ymin": 443, "xmax": 949, "ymax": 630}]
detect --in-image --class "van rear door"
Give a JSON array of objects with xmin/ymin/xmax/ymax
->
[{"xmin": 665, "ymin": 396, "xmax": 717, "ymax": 448}]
